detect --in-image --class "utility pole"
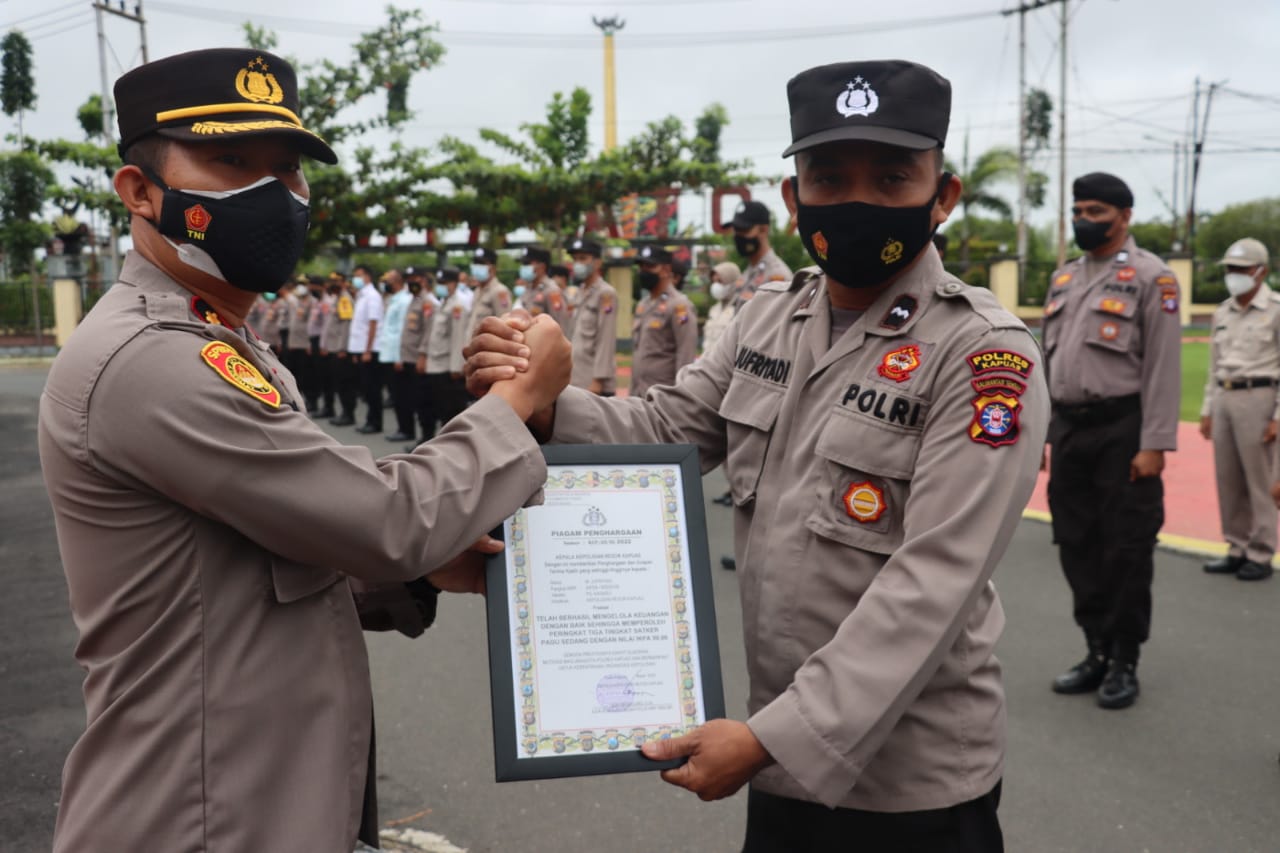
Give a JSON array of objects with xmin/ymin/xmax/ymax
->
[
  {"xmin": 92, "ymin": 2, "xmax": 148, "ymax": 282},
  {"xmin": 1001, "ymin": 0, "xmax": 1068, "ymax": 280},
  {"xmin": 592, "ymin": 17, "xmax": 624, "ymax": 152},
  {"xmin": 1055, "ymin": 0, "xmax": 1068, "ymax": 267},
  {"xmin": 1186, "ymin": 78, "xmax": 1224, "ymax": 255}
]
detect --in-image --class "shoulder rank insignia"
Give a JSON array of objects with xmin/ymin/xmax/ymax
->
[
  {"xmin": 1053, "ymin": 272, "xmax": 1072, "ymax": 286},
  {"xmin": 877, "ymin": 344, "xmax": 922, "ymax": 383},
  {"xmin": 190, "ymin": 296, "xmax": 224, "ymax": 326},
  {"xmin": 880, "ymin": 294, "xmax": 918, "ymax": 330},
  {"xmin": 968, "ymin": 378, "xmax": 1022, "ymax": 448},
  {"xmin": 843, "ymin": 481, "xmax": 886, "ymax": 523},
  {"xmin": 200, "ymin": 341, "xmax": 281, "ymax": 408}
]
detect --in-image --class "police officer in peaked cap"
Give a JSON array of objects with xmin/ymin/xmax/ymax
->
[
  {"xmin": 37, "ymin": 47, "xmax": 571, "ymax": 853},
  {"xmin": 466, "ymin": 58, "xmax": 1048, "ymax": 851}
]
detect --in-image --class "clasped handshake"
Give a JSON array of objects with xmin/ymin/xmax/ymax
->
[{"xmin": 463, "ymin": 311, "xmax": 571, "ymax": 430}]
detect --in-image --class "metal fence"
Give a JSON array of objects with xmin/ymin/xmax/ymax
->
[{"xmin": 0, "ymin": 277, "xmax": 110, "ymax": 348}]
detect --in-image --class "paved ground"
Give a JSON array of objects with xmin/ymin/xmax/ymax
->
[{"xmin": 3, "ymin": 363, "xmax": 1278, "ymax": 852}]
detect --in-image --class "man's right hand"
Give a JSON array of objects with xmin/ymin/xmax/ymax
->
[
  {"xmin": 361, "ymin": 351, "xmax": 372, "ymax": 363},
  {"xmin": 1200, "ymin": 415, "xmax": 1212, "ymax": 440},
  {"xmin": 487, "ymin": 314, "xmax": 571, "ymax": 422},
  {"xmin": 464, "ymin": 311, "xmax": 536, "ymax": 398}
]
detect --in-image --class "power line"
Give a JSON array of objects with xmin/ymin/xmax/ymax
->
[
  {"xmin": 28, "ymin": 15, "xmax": 95, "ymax": 42},
  {"xmin": 0, "ymin": 0, "xmax": 82, "ymax": 30}
]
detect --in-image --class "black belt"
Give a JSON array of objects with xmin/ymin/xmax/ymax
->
[
  {"xmin": 1053, "ymin": 393, "xmax": 1141, "ymax": 426},
  {"xmin": 1218, "ymin": 377, "xmax": 1278, "ymax": 391}
]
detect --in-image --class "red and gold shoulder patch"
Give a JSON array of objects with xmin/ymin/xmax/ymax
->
[
  {"xmin": 1053, "ymin": 272, "xmax": 1073, "ymax": 286},
  {"xmin": 1159, "ymin": 279, "xmax": 1180, "ymax": 314},
  {"xmin": 968, "ymin": 378, "xmax": 1022, "ymax": 448},
  {"xmin": 601, "ymin": 293, "xmax": 615, "ymax": 314},
  {"xmin": 675, "ymin": 304, "xmax": 690, "ymax": 325},
  {"xmin": 967, "ymin": 349, "xmax": 1033, "ymax": 378},
  {"xmin": 877, "ymin": 344, "xmax": 922, "ymax": 383},
  {"xmin": 1116, "ymin": 267, "xmax": 1136, "ymax": 282},
  {"xmin": 200, "ymin": 341, "xmax": 281, "ymax": 408},
  {"xmin": 843, "ymin": 481, "xmax": 886, "ymax": 523},
  {"xmin": 550, "ymin": 294, "xmax": 564, "ymax": 312}
]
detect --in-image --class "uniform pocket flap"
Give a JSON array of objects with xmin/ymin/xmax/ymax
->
[
  {"xmin": 270, "ymin": 556, "xmax": 344, "ymax": 603},
  {"xmin": 1090, "ymin": 293, "xmax": 1138, "ymax": 319},
  {"xmin": 815, "ymin": 405, "xmax": 922, "ymax": 480},
  {"xmin": 718, "ymin": 376, "xmax": 785, "ymax": 431}
]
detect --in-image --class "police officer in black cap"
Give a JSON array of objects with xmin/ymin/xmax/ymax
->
[
  {"xmin": 521, "ymin": 245, "xmax": 569, "ymax": 328},
  {"xmin": 1043, "ymin": 172, "xmax": 1182, "ymax": 710},
  {"xmin": 726, "ymin": 199, "xmax": 793, "ymax": 309},
  {"xmin": 630, "ymin": 243, "xmax": 698, "ymax": 397},
  {"xmin": 464, "ymin": 58, "xmax": 1049, "ymax": 852}
]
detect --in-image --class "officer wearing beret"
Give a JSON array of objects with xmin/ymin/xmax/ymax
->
[
  {"xmin": 521, "ymin": 245, "xmax": 570, "ymax": 328},
  {"xmin": 727, "ymin": 199, "xmax": 793, "ymax": 310},
  {"xmin": 567, "ymin": 237, "xmax": 619, "ymax": 395},
  {"xmin": 37, "ymin": 48, "xmax": 571, "ymax": 853},
  {"xmin": 1200, "ymin": 238, "xmax": 1277, "ymax": 581},
  {"xmin": 466, "ymin": 59, "xmax": 1048, "ymax": 851},
  {"xmin": 1044, "ymin": 172, "xmax": 1182, "ymax": 709},
  {"xmin": 466, "ymin": 246, "xmax": 514, "ymax": 342},
  {"xmin": 630, "ymin": 244, "xmax": 699, "ymax": 397}
]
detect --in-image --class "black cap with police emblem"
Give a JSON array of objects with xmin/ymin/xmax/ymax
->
[
  {"xmin": 568, "ymin": 237, "xmax": 603, "ymax": 258},
  {"xmin": 437, "ymin": 265, "xmax": 461, "ymax": 283},
  {"xmin": 114, "ymin": 48, "xmax": 337, "ymax": 164},
  {"xmin": 635, "ymin": 244, "xmax": 673, "ymax": 265},
  {"xmin": 782, "ymin": 60, "xmax": 950, "ymax": 157},
  {"xmin": 472, "ymin": 247, "xmax": 497, "ymax": 264},
  {"xmin": 520, "ymin": 245, "xmax": 552, "ymax": 265}
]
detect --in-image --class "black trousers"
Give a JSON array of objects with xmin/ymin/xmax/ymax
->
[
  {"xmin": 413, "ymin": 371, "xmax": 437, "ymax": 442},
  {"xmin": 424, "ymin": 373, "xmax": 467, "ymax": 432},
  {"xmin": 1048, "ymin": 407, "xmax": 1164, "ymax": 662},
  {"xmin": 333, "ymin": 353, "xmax": 358, "ymax": 418},
  {"xmin": 387, "ymin": 362, "xmax": 417, "ymax": 438},
  {"xmin": 359, "ymin": 354, "xmax": 383, "ymax": 430},
  {"xmin": 313, "ymin": 346, "xmax": 334, "ymax": 413},
  {"xmin": 742, "ymin": 784, "xmax": 1003, "ymax": 853}
]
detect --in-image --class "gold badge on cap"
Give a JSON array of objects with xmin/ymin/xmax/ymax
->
[{"xmin": 235, "ymin": 56, "xmax": 284, "ymax": 105}]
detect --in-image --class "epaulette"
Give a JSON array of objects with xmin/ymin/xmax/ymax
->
[{"xmin": 934, "ymin": 277, "xmax": 1026, "ymax": 331}]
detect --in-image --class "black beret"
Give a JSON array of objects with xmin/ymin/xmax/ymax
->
[
  {"xmin": 783, "ymin": 59, "xmax": 950, "ymax": 157},
  {"xmin": 1072, "ymin": 172, "xmax": 1133, "ymax": 209},
  {"xmin": 437, "ymin": 266, "xmax": 461, "ymax": 283},
  {"xmin": 635, "ymin": 244, "xmax": 673, "ymax": 265},
  {"xmin": 114, "ymin": 48, "xmax": 336, "ymax": 164},
  {"xmin": 568, "ymin": 237, "xmax": 603, "ymax": 257},
  {"xmin": 520, "ymin": 246, "xmax": 552, "ymax": 265},
  {"xmin": 472, "ymin": 247, "xmax": 497, "ymax": 264}
]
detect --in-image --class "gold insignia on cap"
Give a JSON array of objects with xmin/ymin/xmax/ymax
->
[{"xmin": 235, "ymin": 56, "xmax": 284, "ymax": 105}]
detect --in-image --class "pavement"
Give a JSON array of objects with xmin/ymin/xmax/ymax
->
[{"xmin": 3, "ymin": 362, "xmax": 1279, "ymax": 853}]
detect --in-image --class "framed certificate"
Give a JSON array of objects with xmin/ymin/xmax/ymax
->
[{"xmin": 484, "ymin": 444, "xmax": 725, "ymax": 782}]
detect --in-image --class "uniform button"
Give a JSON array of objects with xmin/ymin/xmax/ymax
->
[{"xmin": 943, "ymin": 282, "xmax": 964, "ymax": 294}]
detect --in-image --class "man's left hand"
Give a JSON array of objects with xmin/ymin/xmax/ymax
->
[
  {"xmin": 425, "ymin": 535, "xmax": 503, "ymax": 595},
  {"xmin": 1264, "ymin": 420, "xmax": 1277, "ymax": 444},
  {"xmin": 640, "ymin": 719, "xmax": 772, "ymax": 801},
  {"xmin": 1130, "ymin": 449, "xmax": 1165, "ymax": 481}
]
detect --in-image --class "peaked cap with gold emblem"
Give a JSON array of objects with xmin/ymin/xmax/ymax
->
[{"xmin": 114, "ymin": 48, "xmax": 337, "ymax": 164}]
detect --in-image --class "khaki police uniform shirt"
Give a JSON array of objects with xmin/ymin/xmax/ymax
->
[
  {"xmin": 631, "ymin": 289, "xmax": 699, "ymax": 397},
  {"xmin": 425, "ymin": 290, "xmax": 467, "ymax": 375},
  {"xmin": 1201, "ymin": 287, "xmax": 1280, "ymax": 420},
  {"xmin": 399, "ymin": 292, "xmax": 430, "ymax": 363},
  {"xmin": 306, "ymin": 291, "xmax": 329, "ymax": 339},
  {"xmin": 527, "ymin": 277, "xmax": 569, "ymax": 328},
  {"xmin": 733, "ymin": 248, "xmax": 792, "ymax": 310},
  {"xmin": 246, "ymin": 295, "xmax": 270, "ymax": 335},
  {"xmin": 415, "ymin": 293, "xmax": 442, "ymax": 361},
  {"xmin": 320, "ymin": 293, "xmax": 350, "ymax": 353},
  {"xmin": 262, "ymin": 295, "xmax": 288, "ymax": 349},
  {"xmin": 569, "ymin": 276, "xmax": 619, "ymax": 394},
  {"xmin": 37, "ymin": 252, "xmax": 548, "ymax": 853},
  {"xmin": 550, "ymin": 249, "xmax": 1048, "ymax": 811},
  {"xmin": 286, "ymin": 290, "xmax": 312, "ymax": 350},
  {"xmin": 466, "ymin": 279, "xmax": 514, "ymax": 341},
  {"xmin": 1043, "ymin": 235, "xmax": 1182, "ymax": 450}
]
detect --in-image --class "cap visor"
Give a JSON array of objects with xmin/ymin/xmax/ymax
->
[
  {"xmin": 782, "ymin": 124, "xmax": 937, "ymax": 157},
  {"xmin": 156, "ymin": 122, "xmax": 338, "ymax": 165}
]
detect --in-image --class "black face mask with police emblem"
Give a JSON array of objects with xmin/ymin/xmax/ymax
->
[
  {"xmin": 792, "ymin": 175, "xmax": 945, "ymax": 289},
  {"xmin": 1072, "ymin": 217, "xmax": 1116, "ymax": 251},
  {"xmin": 142, "ymin": 167, "xmax": 311, "ymax": 293}
]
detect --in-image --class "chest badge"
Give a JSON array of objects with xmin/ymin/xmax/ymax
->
[
  {"xmin": 843, "ymin": 481, "xmax": 886, "ymax": 523},
  {"xmin": 200, "ymin": 341, "xmax": 281, "ymax": 408},
  {"xmin": 1116, "ymin": 267, "xmax": 1136, "ymax": 282},
  {"xmin": 877, "ymin": 344, "xmax": 922, "ymax": 383},
  {"xmin": 1099, "ymin": 297, "xmax": 1128, "ymax": 315},
  {"xmin": 1099, "ymin": 320, "xmax": 1120, "ymax": 341}
]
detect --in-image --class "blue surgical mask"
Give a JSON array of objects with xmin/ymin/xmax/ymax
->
[
  {"xmin": 434, "ymin": 284, "xmax": 449, "ymax": 300},
  {"xmin": 519, "ymin": 264, "xmax": 534, "ymax": 281},
  {"xmin": 471, "ymin": 264, "xmax": 491, "ymax": 283},
  {"xmin": 352, "ymin": 275, "xmax": 365, "ymax": 288},
  {"xmin": 514, "ymin": 285, "xmax": 526, "ymax": 299}
]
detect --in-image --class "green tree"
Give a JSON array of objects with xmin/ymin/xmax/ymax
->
[
  {"xmin": 0, "ymin": 151, "xmax": 54, "ymax": 275},
  {"xmin": 1, "ymin": 30, "xmax": 37, "ymax": 146},
  {"xmin": 1024, "ymin": 88, "xmax": 1052, "ymax": 153}
]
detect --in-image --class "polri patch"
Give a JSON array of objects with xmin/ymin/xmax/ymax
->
[
  {"xmin": 877, "ymin": 344, "xmax": 922, "ymax": 383},
  {"xmin": 880, "ymin": 294, "xmax": 918, "ymax": 330},
  {"xmin": 843, "ymin": 481, "xmax": 886, "ymax": 523},
  {"xmin": 200, "ymin": 341, "xmax": 281, "ymax": 408},
  {"xmin": 967, "ymin": 349, "xmax": 1034, "ymax": 378},
  {"xmin": 968, "ymin": 380, "xmax": 1022, "ymax": 448}
]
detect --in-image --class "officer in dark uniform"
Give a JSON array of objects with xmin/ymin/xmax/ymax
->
[{"xmin": 1043, "ymin": 173, "xmax": 1182, "ymax": 710}]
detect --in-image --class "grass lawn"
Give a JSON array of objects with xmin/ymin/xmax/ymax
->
[{"xmin": 1181, "ymin": 341, "xmax": 1209, "ymax": 423}]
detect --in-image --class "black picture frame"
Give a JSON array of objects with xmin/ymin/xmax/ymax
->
[{"xmin": 484, "ymin": 443, "xmax": 725, "ymax": 782}]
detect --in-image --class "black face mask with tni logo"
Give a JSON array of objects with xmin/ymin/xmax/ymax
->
[{"xmin": 792, "ymin": 174, "xmax": 946, "ymax": 289}]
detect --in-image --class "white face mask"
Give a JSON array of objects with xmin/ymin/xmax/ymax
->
[
  {"xmin": 1225, "ymin": 270, "xmax": 1259, "ymax": 298},
  {"xmin": 295, "ymin": 284, "xmax": 309, "ymax": 296},
  {"xmin": 710, "ymin": 281, "xmax": 730, "ymax": 302}
]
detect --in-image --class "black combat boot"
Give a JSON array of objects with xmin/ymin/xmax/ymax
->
[
  {"xmin": 1052, "ymin": 640, "xmax": 1109, "ymax": 694},
  {"xmin": 1097, "ymin": 660, "xmax": 1140, "ymax": 709}
]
